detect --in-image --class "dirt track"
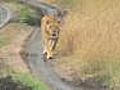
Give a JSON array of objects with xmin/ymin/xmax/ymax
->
[{"xmin": 24, "ymin": 27, "xmax": 75, "ymax": 90}]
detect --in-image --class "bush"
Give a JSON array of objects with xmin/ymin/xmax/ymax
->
[
  {"xmin": 19, "ymin": 6, "xmax": 32, "ymax": 23},
  {"xmin": 5, "ymin": 1, "xmax": 40, "ymax": 25}
]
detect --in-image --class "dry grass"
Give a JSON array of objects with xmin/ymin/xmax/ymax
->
[
  {"xmin": 53, "ymin": 0, "xmax": 120, "ymax": 89},
  {"xmin": 58, "ymin": 0, "xmax": 120, "ymax": 59}
]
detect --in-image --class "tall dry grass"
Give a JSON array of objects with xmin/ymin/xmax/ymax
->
[
  {"xmin": 55, "ymin": 0, "xmax": 120, "ymax": 89},
  {"xmin": 58, "ymin": 0, "xmax": 120, "ymax": 59}
]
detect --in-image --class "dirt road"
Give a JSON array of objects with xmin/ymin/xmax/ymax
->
[{"xmin": 25, "ymin": 28, "xmax": 75, "ymax": 90}]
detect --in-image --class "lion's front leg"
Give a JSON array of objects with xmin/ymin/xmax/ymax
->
[
  {"xmin": 46, "ymin": 39, "xmax": 54, "ymax": 59},
  {"xmin": 46, "ymin": 38, "xmax": 58, "ymax": 59},
  {"xmin": 43, "ymin": 37, "xmax": 53, "ymax": 59},
  {"xmin": 43, "ymin": 38, "xmax": 48, "ymax": 55}
]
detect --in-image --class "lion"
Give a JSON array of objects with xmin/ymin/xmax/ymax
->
[{"xmin": 41, "ymin": 15, "xmax": 61, "ymax": 60}]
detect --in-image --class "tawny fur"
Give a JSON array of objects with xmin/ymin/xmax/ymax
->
[{"xmin": 41, "ymin": 15, "xmax": 61, "ymax": 59}]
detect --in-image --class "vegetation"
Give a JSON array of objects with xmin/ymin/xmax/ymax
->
[
  {"xmin": 0, "ymin": 1, "xmax": 49, "ymax": 90},
  {"xmin": 0, "ymin": 1, "xmax": 39, "ymax": 48},
  {"xmin": 0, "ymin": 59, "xmax": 49, "ymax": 90},
  {"xmin": 4, "ymin": 0, "xmax": 40, "ymax": 25},
  {"xmin": 12, "ymin": 73, "xmax": 49, "ymax": 90},
  {"xmin": 0, "ymin": 69, "xmax": 49, "ymax": 90},
  {"xmin": 52, "ymin": 0, "xmax": 120, "ymax": 89}
]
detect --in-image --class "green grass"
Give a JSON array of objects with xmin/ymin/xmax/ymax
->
[
  {"xmin": 12, "ymin": 73, "xmax": 49, "ymax": 90},
  {"xmin": 4, "ymin": 1, "xmax": 39, "ymax": 25},
  {"xmin": 0, "ymin": 56, "xmax": 49, "ymax": 90},
  {"xmin": 0, "ymin": 69, "xmax": 49, "ymax": 90}
]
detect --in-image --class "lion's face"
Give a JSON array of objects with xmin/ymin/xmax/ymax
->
[
  {"xmin": 42, "ymin": 15, "xmax": 61, "ymax": 37},
  {"xmin": 46, "ymin": 22, "xmax": 60, "ymax": 37}
]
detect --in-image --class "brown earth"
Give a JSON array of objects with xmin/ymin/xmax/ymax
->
[{"xmin": 0, "ymin": 23, "xmax": 34, "ymax": 73}]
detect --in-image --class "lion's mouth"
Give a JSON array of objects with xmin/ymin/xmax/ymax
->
[{"xmin": 52, "ymin": 33, "xmax": 56, "ymax": 36}]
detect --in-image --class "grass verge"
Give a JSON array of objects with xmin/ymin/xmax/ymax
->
[
  {"xmin": 0, "ymin": 64, "xmax": 49, "ymax": 90},
  {"xmin": 0, "ymin": 71, "xmax": 49, "ymax": 90},
  {"xmin": 12, "ymin": 73, "xmax": 49, "ymax": 90}
]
